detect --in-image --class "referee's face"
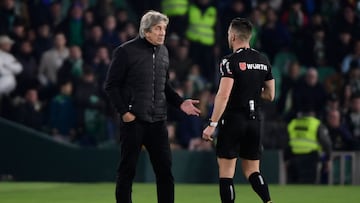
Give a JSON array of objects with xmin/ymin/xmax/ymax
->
[{"xmin": 145, "ymin": 21, "xmax": 167, "ymax": 46}]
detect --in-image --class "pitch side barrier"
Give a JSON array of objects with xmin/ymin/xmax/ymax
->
[
  {"xmin": 1, "ymin": 117, "xmax": 278, "ymax": 183},
  {"xmin": 278, "ymin": 151, "xmax": 360, "ymax": 185}
]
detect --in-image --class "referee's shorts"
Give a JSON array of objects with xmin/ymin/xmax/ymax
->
[{"xmin": 216, "ymin": 112, "xmax": 263, "ymax": 160}]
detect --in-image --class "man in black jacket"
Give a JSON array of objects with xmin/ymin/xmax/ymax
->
[{"xmin": 104, "ymin": 10, "xmax": 200, "ymax": 203}]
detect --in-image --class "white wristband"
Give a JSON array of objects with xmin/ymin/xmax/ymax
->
[{"xmin": 209, "ymin": 121, "xmax": 218, "ymax": 127}]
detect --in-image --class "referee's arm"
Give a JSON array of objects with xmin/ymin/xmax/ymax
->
[
  {"xmin": 210, "ymin": 77, "xmax": 234, "ymax": 123},
  {"xmin": 203, "ymin": 77, "xmax": 233, "ymax": 141},
  {"xmin": 261, "ymin": 79, "xmax": 275, "ymax": 101}
]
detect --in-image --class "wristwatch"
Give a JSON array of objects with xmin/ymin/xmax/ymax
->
[{"xmin": 208, "ymin": 119, "xmax": 218, "ymax": 127}]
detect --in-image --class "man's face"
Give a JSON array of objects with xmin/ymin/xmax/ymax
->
[
  {"xmin": 145, "ymin": 21, "xmax": 167, "ymax": 46},
  {"xmin": 54, "ymin": 33, "xmax": 66, "ymax": 48}
]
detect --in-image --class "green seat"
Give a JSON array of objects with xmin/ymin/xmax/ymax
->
[
  {"xmin": 273, "ymin": 51, "xmax": 297, "ymax": 73},
  {"xmin": 317, "ymin": 66, "xmax": 336, "ymax": 82}
]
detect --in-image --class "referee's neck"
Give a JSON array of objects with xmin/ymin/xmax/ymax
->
[{"xmin": 232, "ymin": 42, "xmax": 250, "ymax": 52}]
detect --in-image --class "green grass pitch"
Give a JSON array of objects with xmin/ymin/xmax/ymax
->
[{"xmin": 0, "ymin": 182, "xmax": 359, "ymax": 203}]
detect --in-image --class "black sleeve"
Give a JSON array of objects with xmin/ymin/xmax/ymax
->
[
  {"xmin": 165, "ymin": 71, "xmax": 184, "ymax": 108},
  {"xmin": 264, "ymin": 55, "xmax": 273, "ymax": 81},
  {"xmin": 104, "ymin": 46, "xmax": 129, "ymax": 116},
  {"xmin": 220, "ymin": 58, "xmax": 234, "ymax": 78}
]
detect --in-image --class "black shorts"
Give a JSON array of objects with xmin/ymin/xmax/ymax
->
[{"xmin": 216, "ymin": 113, "xmax": 263, "ymax": 160}]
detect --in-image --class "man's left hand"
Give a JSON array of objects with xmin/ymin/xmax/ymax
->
[{"xmin": 180, "ymin": 99, "xmax": 201, "ymax": 116}]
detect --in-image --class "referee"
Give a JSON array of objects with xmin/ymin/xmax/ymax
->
[{"xmin": 202, "ymin": 18, "xmax": 275, "ymax": 203}]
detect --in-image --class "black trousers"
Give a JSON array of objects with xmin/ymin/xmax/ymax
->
[
  {"xmin": 287, "ymin": 151, "xmax": 319, "ymax": 184},
  {"xmin": 116, "ymin": 119, "xmax": 174, "ymax": 203}
]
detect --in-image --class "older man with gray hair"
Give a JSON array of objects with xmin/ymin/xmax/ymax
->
[{"xmin": 104, "ymin": 10, "xmax": 200, "ymax": 203}]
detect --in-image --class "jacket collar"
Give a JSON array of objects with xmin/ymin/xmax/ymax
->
[{"xmin": 137, "ymin": 36, "xmax": 158, "ymax": 48}]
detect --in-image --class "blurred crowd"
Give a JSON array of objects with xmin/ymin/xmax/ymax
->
[{"xmin": 1, "ymin": 0, "xmax": 360, "ymax": 151}]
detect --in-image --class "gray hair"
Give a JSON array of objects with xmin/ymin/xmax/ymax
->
[{"xmin": 139, "ymin": 10, "xmax": 169, "ymax": 38}]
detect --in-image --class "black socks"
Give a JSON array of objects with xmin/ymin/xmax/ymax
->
[
  {"xmin": 248, "ymin": 172, "xmax": 271, "ymax": 203},
  {"xmin": 219, "ymin": 178, "xmax": 235, "ymax": 203}
]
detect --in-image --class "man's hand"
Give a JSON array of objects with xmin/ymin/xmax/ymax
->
[
  {"xmin": 202, "ymin": 126, "xmax": 216, "ymax": 141},
  {"xmin": 122, "ymin": 112, "xmax": 136, "ymax": 122},
  {"xmin": 180, "ymin": 99, "xmax": 201, "ymax": 116}
]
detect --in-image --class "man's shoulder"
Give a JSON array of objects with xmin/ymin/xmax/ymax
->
[
  {"xmin": 118, "ymin": 37, "xmax": 139, "ymax": 49},
  {"xmin": 235, "ymin": 48, "xmax": 269, "ymax": 63}
]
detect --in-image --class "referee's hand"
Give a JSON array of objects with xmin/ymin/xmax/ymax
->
[{"xmin": 202, "ymin": 126, "xmax": 215, "ymax": 142}]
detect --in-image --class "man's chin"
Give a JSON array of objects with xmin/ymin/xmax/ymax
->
[{"xmin": 157, "ymin": 40, "xmax": 165, "ymax": 45}]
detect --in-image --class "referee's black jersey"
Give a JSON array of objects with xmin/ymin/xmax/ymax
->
[{"xmin": 220, "ymin": 48, "xmax": 273, "ymax": 113}]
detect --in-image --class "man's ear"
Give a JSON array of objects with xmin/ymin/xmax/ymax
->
[{"xmin": 232, "ymin": 34, "xmax": 236, "ymax": 42}]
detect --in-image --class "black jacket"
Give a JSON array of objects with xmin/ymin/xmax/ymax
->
[{"xmin": 104, "ymin": 37, "xmax": 183, "ymax": 122}]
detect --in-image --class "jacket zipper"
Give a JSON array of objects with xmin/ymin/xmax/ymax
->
[{"xmin": 152, "ymin": 47, "xmax": 156, "ymax": 113}]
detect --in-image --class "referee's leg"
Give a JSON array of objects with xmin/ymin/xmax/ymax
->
[
  {"xmin": 241, "ymin": 159, "xmax": 272, "ymax": 203},
  {"xmin": 144, "ymin": 121, "xmax": 174, "ymax": 203},
  {"xmin": 116, "ymin": 121, "xmax": 143, "ymax": 203},
  {"xmin": 218, "ymin": 158, "xmax": 237, "ymax": 203}
]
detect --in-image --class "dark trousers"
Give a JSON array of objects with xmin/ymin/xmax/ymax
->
[
  {"xmin": 116, "ymin": 120, "xmax": 174, "ymax": 203},
  {"xmin": 287, "ymin": 151, "xmax": 319, "ymax": 184}
]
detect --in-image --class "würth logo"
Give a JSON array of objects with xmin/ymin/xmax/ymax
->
[{"xmin": 239, "ymin": 62, "xmax": 247, "ymax": 71}]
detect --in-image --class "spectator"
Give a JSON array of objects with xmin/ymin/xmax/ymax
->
[
  {"xmin": 82, "ymin": 25, "xmax": 103, "ymax": 64},
  {"xmin": 9, "ymin": 19, "xmax": 27, "ymax": 55},
  {"xmin": 48, "ymin": 1, "xmax": 64, "ymax": 30},
  {"xmin": 185, "ymin": 0, "xmax": 219, "ymax": 83},
  {"xmin": 183, "ymin": 64, "xmax": 207, "ymax": 98},
  {"xmin": 57, "ymin": 45, "xmax": 84, "ymax": 86},
  {"xmin": 248, "ymin": 6, "xmax": 263, "ymax": 49},
  {"xmin": 344, "ymin": 61, "xmax": 360, "ymax": 95},
  {"xmin": 344, "ymin": 93, "xmax": 360, "ymax": 150},
  {"xmin": 101, "ymin": 15, "xmax": 120, "ymax": 49},
  {"xmin": 0, "ymin": 35, "xmax": 23, "ymax": 95},
  {"xmin": 165, "ymin": 32, "xmax": 180, "ymax": 59},
  {"xmin": 325, "ymin": 109, "xmax": 353, "ymax": 151},
  {"xmin": 33, "ymin": 23, "xmax": 53, "ymax": 63},
  {"xmin": 16, "ymin": 88, "xmax": 44, "ymax": 131},
  {"xmin": 118, "ymin": 21, "xmax": 138, "ymax": 44},
  {"xmin": 49, "ymin": 80, "xmax": 77, "ymax": 143},
  {"xmin": 260, "ymin": 7, "xmax": 291, "ymax": 62},
  {"xmin": 74, "ymin": 66, "xmax": 106, "ymax": 146},
  {"xmin": 281, "ymin": 0, "xmax": 308, "ymax": 35},
  {"xmin": 15, "ymin": 40, "xmax": 38, "ymax": 95},
  {"xmin": 220, "ymin": 0, "xmax": 248, "ymax": 54},
  {"xmin": 83, "ymin": 9, "xmax": 96, "ymax": 38},
  {"xmin": 277, "ymin": 60, "xmax": 301, "ymax": 120},
  {"xmin": 335, "ymin": 5, "xmax": 360, "ymax": 38},
  {"xmin": 92, "ymin": 45, "xmax": 116, "ymax": 140},
  {"xmin": 92, "ymin": 0, "xmax": 117, "ymax": 24},
  {"xmin": 169, "ymin": 43, "xmax": 193, "ymax": 83},
  {"xmin": 324, "ymin": 93, "xmax": 341, "ymax": 112},
  {"xmin": 115, "ymin": 8, "xmax": 131, "ymax": 32},
  {"xmin": 161, "ymin": 0, "xmax": 188, "ymax": 37},
  {"xmin": 302, "ymin": 26, "xmax": 329, "ymax": 67},
  {"xmin": 292, "ymin": 68, "xmax": 327, "ymax": 117},
  {"xmin": 0, "ymin": 0, "xmax": 21, "ymax": 35},
  {"xmin": 56, "ymin": 3, "xmax": 85, "ymax": 47},
  {"xmin": 341, "ymin": 40, "xmax": 360, "ymax": 74},
  {"xmin": 38, "ymin": 32, "xmax": 69, "ymax": 87},
  {"xmin": 329, "ymin": 28, "xmax": 353, "ymax": 71}
]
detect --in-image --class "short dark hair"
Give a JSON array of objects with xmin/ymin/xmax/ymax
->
[{"xmin": 229, "ymin": 17, "xmax": 253, "ymax": 41}]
